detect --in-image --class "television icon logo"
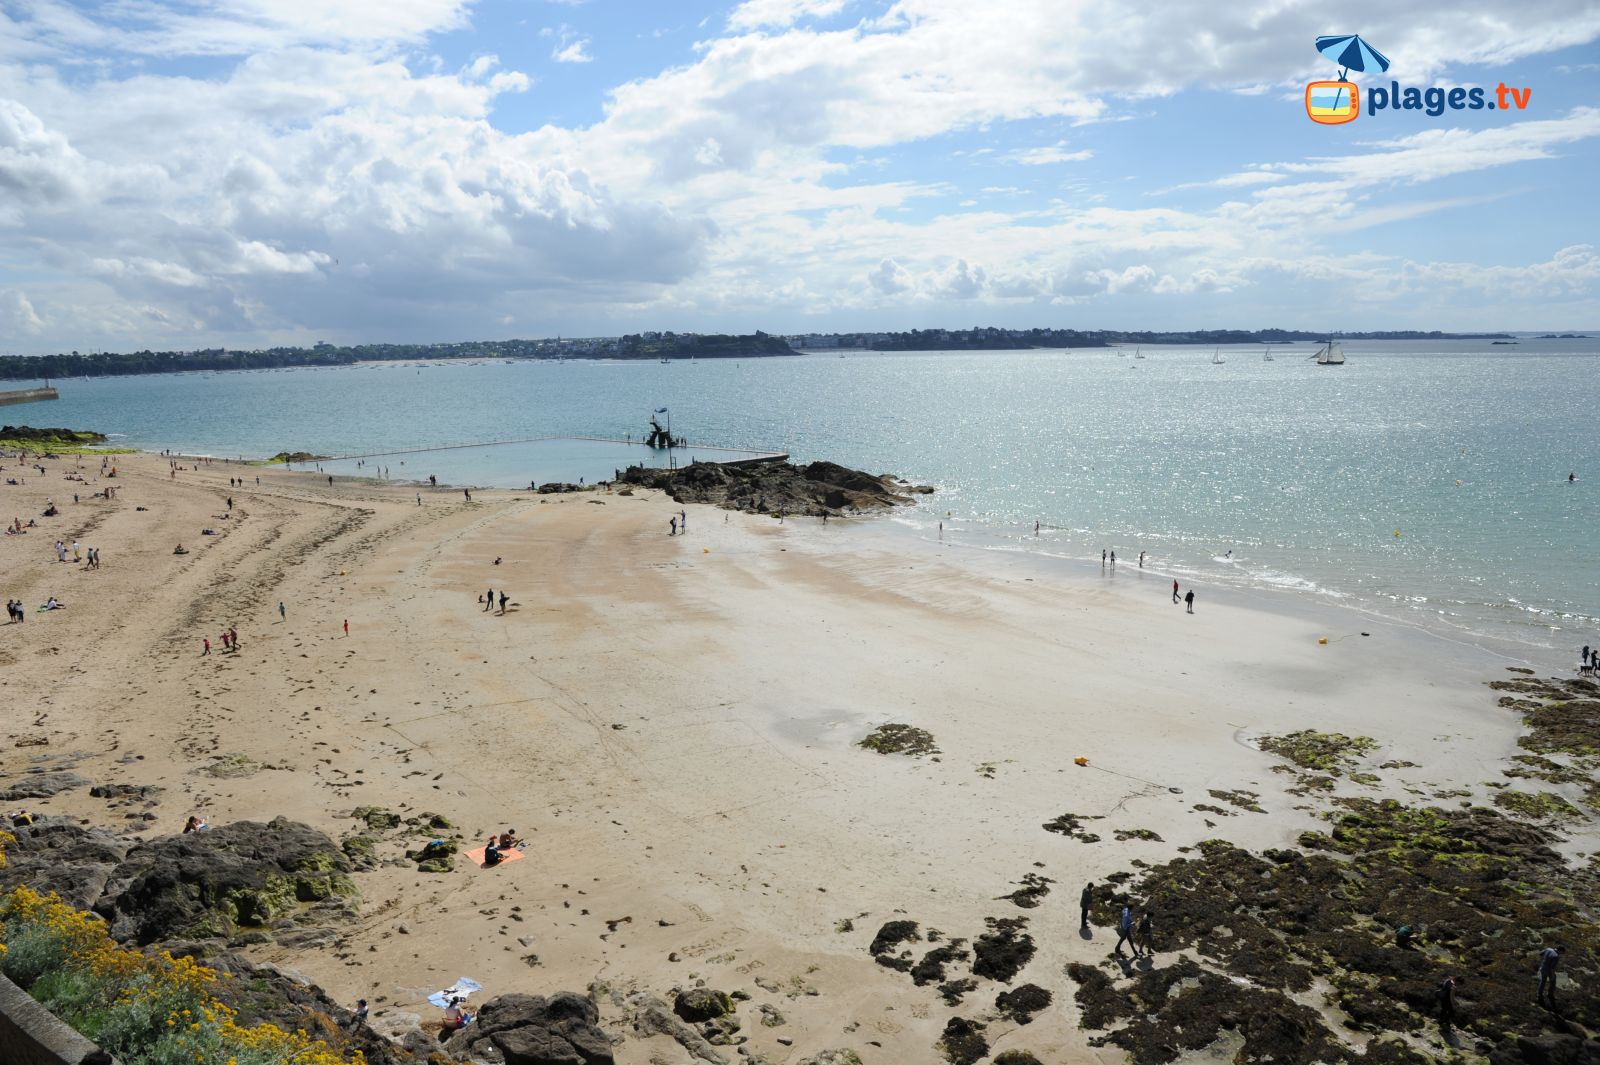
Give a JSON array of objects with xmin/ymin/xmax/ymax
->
[{"xmin": 1305, "ymin": 80, "xmax": 1359, "ymax": 124}]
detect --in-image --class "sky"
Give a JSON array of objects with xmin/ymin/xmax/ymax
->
[{"xmin": 1, "ymin": 0, "xmax": 1598, "ymax": 353}]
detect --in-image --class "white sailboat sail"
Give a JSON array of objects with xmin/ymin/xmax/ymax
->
[
  {"xmin": 1211, "ymin": 348, "xmax": 1226, "ymax": 364},
  {"xmin": 1313, "ymin": 341, "xmax": 1345, "ymax": 365}
]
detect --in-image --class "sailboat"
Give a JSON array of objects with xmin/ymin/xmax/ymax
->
[
  {"xmin": 1310, "ymin": 339, "xmax": 1345, "ymax": 366},
  {"xmin": 1211, "ymin": 348, "xmax": 1226, "ymax": 364},
  {"xmin": 1263, "ymin": 349, "xmax": 1274, "ymax": 362},
  {"xmin": 1134, "ymin": 347, "xmax": 1145, "ymax": 359}
]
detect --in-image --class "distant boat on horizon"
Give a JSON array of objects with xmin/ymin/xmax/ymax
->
[
  {"xmin": 1212, "ymin": 348, "xmax": 1226, "ymax": 364},
  {"xmin": 1311, "ymin": 340, "xmax": 1346, "ymax": 366},
  {"xmin": 1134, "ymin": 347, "xmax": 1145, "ymax": 359},
  {"xmin": 1264, "ymin": 349, "xmax": 1274, "ymax": 362}
]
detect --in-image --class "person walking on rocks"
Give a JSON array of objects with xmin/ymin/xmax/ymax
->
[
  {"xmin": 1185, "ymin": 589, "xmax": 1195, "ymax": 614},
  {"xmin": 1079, "ymin": 882, "xmax": 1094, "ymax": 930},
  {"xmin": 1114, "ymin": 905, "xmax": 1135, "ymax": 955},
  {"xmin": 1436, "ymin": 975, "xmax": 1457, "ymax": 1027},
  {"xmin": 1537, "ymin": 945, "xmax": 1563, "ymax": 1008}
]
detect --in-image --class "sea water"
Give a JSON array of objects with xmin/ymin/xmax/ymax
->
[{"xmin": 30, "ymin": 338, "xmax": 1600, "ymax": 660}]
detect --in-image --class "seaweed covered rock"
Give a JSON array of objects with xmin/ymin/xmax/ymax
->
[
  {"xmin": 95, "ymin": 817, "xmax": 356, "ymax": 944},
  {"xmin": 445, "ymin": 992, "xmax": 613, "ymax": 1065},
  {"xmin": 618, "ymin": 459, "xmax": 932, "ymax": 517}
]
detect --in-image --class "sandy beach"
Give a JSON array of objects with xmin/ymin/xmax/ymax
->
[{"xmin": 2, "ymin": 451, "xmax": 1592, "ymax": 1063}]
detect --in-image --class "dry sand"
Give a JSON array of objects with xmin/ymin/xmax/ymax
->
[{"xmin": 0, "ymin": 450, "xmax": 1569, "ymax": 1062}]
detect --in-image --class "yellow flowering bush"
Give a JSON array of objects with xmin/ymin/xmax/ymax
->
[{"xmin": 0, "ymin": 886, "xmax": 363, "ymax": 1065}]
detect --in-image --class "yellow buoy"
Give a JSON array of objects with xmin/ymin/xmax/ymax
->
[
  {"xmin": 703, "ymin": 548, "xmax": 709, "ymax": 554},
  {"xmin": 1318, "ymin": 637, "xmax": 1329, "ymax": 645},
  {"xmin": 1074, "ymin": 756, "xmax": 1089, "ymax": 766},
  {"xmin": 1456, "ymin": 480, "xmax": 1462, "ymax": 486},
  {"xmin": 1393, "ymin": 530, "xmax": 1401, "ymax": 538}
]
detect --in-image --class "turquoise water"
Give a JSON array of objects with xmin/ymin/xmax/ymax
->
[
  {"xmin": 26, "ymin": 339, "xmax": 1600, "ymax": 658},
  {"xmin": 315, "ymin": 438, "xmax": 783, "ymax": 487}
]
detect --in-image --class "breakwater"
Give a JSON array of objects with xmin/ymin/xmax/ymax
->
[{"xmin": 0, "ymin": 387, "xmax": 59, "ymax": 406}]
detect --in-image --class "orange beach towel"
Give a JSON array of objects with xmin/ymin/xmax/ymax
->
[{"xmin": 464, "ymin": 846, "xmax": 525, "ymax": 869}]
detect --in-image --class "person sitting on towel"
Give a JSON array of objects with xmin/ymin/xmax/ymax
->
[
  {"xmin": 483, "ymin": 838, "xmax": 502, "ymax": 867},
  {"xmin": 498, "ymin": 829, "xmax": 523, "ymax": 850}
]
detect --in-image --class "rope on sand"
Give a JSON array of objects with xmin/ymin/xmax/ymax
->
[{"xmin": 1078, "ymin": 759, "xmax": 1184, "ymax": 795}]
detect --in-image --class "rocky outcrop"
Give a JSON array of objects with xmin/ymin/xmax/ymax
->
[
  {"xmin": 0, "ymin": 818, "xmax": 133, "ymax": 910},
  {"xmin": 0, "ymin": 771, "xmax": 89, "ymax": 801},
  {"xmin": 617, "ymin": 460, "xmax": 933, "ymax": 516},
  {"xmin": 444, "ymin": 993, "xmax": 614, "ymax": 1065},
  {"xmin": 93, "ymin": 817, "xmax": 357, "ymax": 945}
]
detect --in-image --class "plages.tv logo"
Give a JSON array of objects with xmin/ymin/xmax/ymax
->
[{"xmin": 1304, "ymin": 34, "xmax": 1533, "ymax": 125}]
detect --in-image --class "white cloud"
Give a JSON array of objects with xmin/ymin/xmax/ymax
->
[
  {"xmin": 2, "ymin": 0, "xmax": 1599, "ymax": 349},
  {"xmin": 1010, "ymin": 143, "xmax": 1093, "ymax": 165},
  {"xmin": 728, "ymin": 0, "xmax": 848, "ymax": 31},
  {"xmin": 0, "ymin": 289, "xmax": 44, "ymax": 335}
]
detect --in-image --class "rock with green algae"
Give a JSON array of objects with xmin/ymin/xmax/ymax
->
[
  {"xmin": 408, "ymin": 838, "xmax": 458, "ymax": 873},
  {"xmin": 351, "ymin": 805, "xmax": 402, "ymax": 830},
  {"xmin": 1492, "ymin": 788, "xmax": 1584, "ymax": 824},
  {"xmin": 341, "ymin": 834, "xmax": 379, "ymax": 870},
  {"xmin": 858, "ymin": 723, "xmax": 939, "ymax": 757},
  {"xmin": 96, "ymin": 817, "xmax": 357, "ymax": 945},
  {"xmin": 1259, "ymin": 729, "xmax": 1377, "ymax": 774},
  {"xmin": 673, "ymin": 987, "xmax": 734, "ymax": 1022}
]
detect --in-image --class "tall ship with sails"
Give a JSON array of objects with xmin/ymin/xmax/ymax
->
[{"xmin": 1311, "ymin": 339, "xmax": 1345, "ymax": 365}]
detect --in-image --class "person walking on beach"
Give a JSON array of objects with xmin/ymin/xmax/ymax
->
[
  {"xmin": 202, "ymin": 637, "xmax": 211, "ymax": 656},
  {"xmin": 1079, "ymin": 882, "xmax": 1094, "ymax": 930},
  {"xmin": 1102, "ymin": 549, "xmax": 1107, "ymax": 564},
  {"xmin": 670, "ymin": 516, "xmax": 677, "ymax": 536},
  {"xmin": 1114, "ymin": 905, "xmax": 1135, "ymax": 955},
  {"xmin": 278, "ymin": 601, "xmax": 286, "ymax": 621},
  {"xmin": 680, "ymin": 509, "xmax": 687, "ymax": 532},
  {"xmin": 417, "ymin": 494, "xmax": 422, "ymax": 506},
  {"xmin": 498, "ymin": 591, "xmax": 508, "ymax": 614},
  {"xmin": 229, "ymin": 626, "xmax": 238, "ymax": 651},
  {"xmin": 328, "ymin": 475, "xmax": 334, "ymax": 487},
  {"xmin": 1185, "ymin": 589, "xmax": 1195, "ymax": 614},
  {"xmin": 464, "ymin": 488, "xmax": 472, "ymax": 502},
  {"xmin": 1172, "ymin": 579, "xmax": 1180, "ymax": 603},
  {"xmin": 484, "ymin": 587, "xmax": 493, "ymax": 611},
  {"xmin": 343, "ymin": 619, "xmax": 349, "ymax": 637},
  {"xmin": 1537, "ymin": 945, "xmax": 1563, "ymax": 1008},
  {"xmin": 1138, "ymin": 551, "xmax": 1145, "ymax": 568}
]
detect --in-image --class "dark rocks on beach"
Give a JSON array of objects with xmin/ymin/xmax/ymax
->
[
  {"xmin": 618, "ymin": 459, "xmax": 933, "ymax": 517},
  {"xmin": 0, "ymin": 769, "xmax": 89, "ymax": 800},
  {"xmin": 90, "ymin": 782, "xmax": 163, "ymax": 800},
  {"xmin": 1040, "ymin": 811, "xmax": 1103, "ymax": 843},
  {"xmin": 445, "ymin": 992, "xmax": 614, "ymax": 1065},
  {"xmin": 0, "ymin": 817, "xmax": 133, "ymax": 909},
  {"xmin": 998, "ymin": 872, "xmax": 1053, "ymax": 909},
  {"xmin": 869, "ymin": 919, "xmax": 921, "ymax": 971},
  {"xmin": 94, "ymin": 817, "xmax": 357, "ymax": 944},
  {"xmin": 858, "ymin": 724, "xmax": 939, "ymax": 757},
  {"xmin": 537, "ymin": 482, "xmax": 586, "ymax": 494},
  {"xmin": 409, "ymin": 838, "xmax": 458, "ymax": 873},
  {"xmin": 673, "ymin": 988, "xmax": 734, "ymax": 1023}
]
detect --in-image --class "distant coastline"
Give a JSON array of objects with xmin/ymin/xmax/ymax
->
[{"xmin": 0, "ymin": 325, "xmax": 1532, "ymax": 380}]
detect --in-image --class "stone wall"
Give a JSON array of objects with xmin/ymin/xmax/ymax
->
[{"xmin": 0, "ymin": 972, "xmax": 119, "ymax": 1065}]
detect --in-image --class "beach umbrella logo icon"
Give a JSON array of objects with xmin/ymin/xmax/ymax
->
[{"xmin": 1305, "ymin": 34, "xmax": 1390, "ymax": 125}]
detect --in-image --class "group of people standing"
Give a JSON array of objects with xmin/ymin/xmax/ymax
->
[{"xmin": 202, "ymin": 626, "xmax": 240, "ymax": 656}]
